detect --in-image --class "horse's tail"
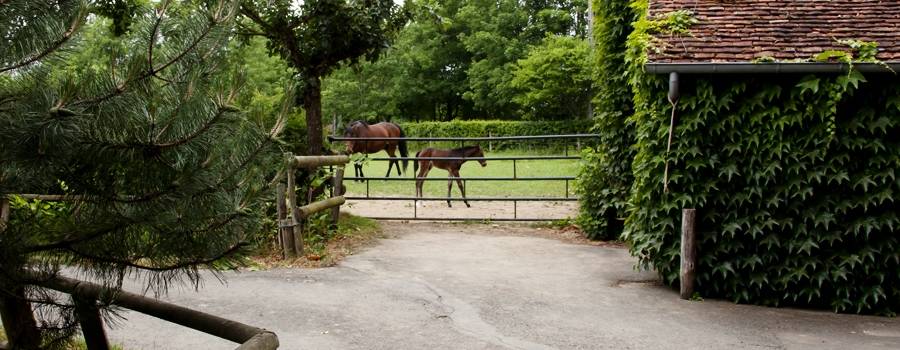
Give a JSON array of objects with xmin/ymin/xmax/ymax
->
[
  {"xmin": 397, "ymin": 124, "xmax": 409, "ymax": 173},
  {"xmin": 413, "ymin": 150, "xmax": 420, "ymax": 175}
]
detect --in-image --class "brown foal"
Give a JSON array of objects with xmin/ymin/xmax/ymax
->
[{"xmin": 413, "ymin": 145, "xmax": 487, "ymax": 207}]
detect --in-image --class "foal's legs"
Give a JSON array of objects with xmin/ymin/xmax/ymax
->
[
  {"xmin": 451, "ymin": 169, "xmax": 470, "ymax": 207},
  {"xmin": 415, "ymin": 161, "xmax": 431, "ymax": 206},
  {"xmin": 446, "ymin": 176, "xmax": 453, "ymax": 208}
]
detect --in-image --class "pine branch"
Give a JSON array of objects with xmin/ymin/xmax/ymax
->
[
  {"xmin": 147, "ymin": 1, "xmax": 172, "ymax": 74},
  {"xmin": 64, "ymin": 242, "xmax": 248, "ymax": 272},
  {"xmin": 71, "ymin": 15, "xmax": 219, "ymax": 106},
  {"xmin": 26, "ymin": 221, "xmax": 133, "ymax": 253},
  {"xmin": 157, "ymin": 107, "xmax": 229, "ymax": 149},
  {"xmin": 0, "ymin": 11, "xmax": 83, "ymax": 74}
]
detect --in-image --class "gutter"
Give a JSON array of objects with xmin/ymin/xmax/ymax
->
[{"xmin": 645, "ymin": 62, "xmax": 900, "ymax": 74}]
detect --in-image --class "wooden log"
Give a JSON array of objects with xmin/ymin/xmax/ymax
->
[
  {"xmin": 0, "ymin": 286, "xmax": 41, "ymax": 349},
  {"xmin": 36, "ymin": 275, "xmax": 277, "ymax": 348},
  {"xmin": 73, "ymin": 297, "xmax": 110, "ymax": 350},
  {"xmin": 234, "ymin": 332, "xmax": 280, "ymax": 350},
  {"xmin": 292, "ymin": 155, "xmax": 349, "ymax": 169},
  {"xmin": 276, "ymin": 183, "xmax": 294, "ymax": 259},
  {"xmin": 299, "ymin": 196, "xmax": 346, "ymax": 219},
  {"xmin": 680, "ymin": 208, "xmax": 697, "ymax": 300},
  {"xmin": 330, "ymin": 167, "xmax": 345, "ymax": 226}
]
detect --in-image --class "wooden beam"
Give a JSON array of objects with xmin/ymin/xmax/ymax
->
[
  {"xmin": 298, "ymin": 196, "xmax": 345, "ymax": 219},
  {"xmin": 292, "ymin": 155, "xmax": 349, "ymax": 169},
  {"xmin": 35, "ymin": 276, "xmax": 278, "ymax": 348},
  {"xmin": 680, "ymin": 208, "xmax": 697, "ymax": 300},
  {"xmin": 73, "ymin": 297, "xmax": 110, "ymax": 350}
]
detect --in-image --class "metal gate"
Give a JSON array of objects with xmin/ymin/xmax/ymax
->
[{"xmin": 327, "ymin": 134, "xmax": 599, "ymax": 221}]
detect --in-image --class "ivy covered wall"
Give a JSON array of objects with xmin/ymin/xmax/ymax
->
[
  {"xmin": 584, "ymin": 0, "xmax": 900, "ymax": 314},
  {"xmin": 575, "ymin": 0, "xmax": 637, "ymax": 239}
]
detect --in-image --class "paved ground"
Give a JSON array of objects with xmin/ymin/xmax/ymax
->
[{"xmin": 106, "ymin": 222, "xmax": 900, "ymax": 350}]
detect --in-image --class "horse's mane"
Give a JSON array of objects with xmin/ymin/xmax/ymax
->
[{"xmin": 351, "ymin": 120, "xmax": 370, "ymax": 128}]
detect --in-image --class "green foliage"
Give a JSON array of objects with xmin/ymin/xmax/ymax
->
[
  {"xmin": 321, "ymin": 0, "xmax": 590, "ymax": 121},
  {"xmin": 1, "ymin": 1, "xmax": 281, "ymax": 344},
  {"xmin": 645, "ymin": 10, "xmax": 696, "ymax": 35},
  {"xmin": 579, "ymin": 0, "xmax": 900, "ymax": 314},
  {"xmin": 511, "ymin": 35, "xmax": 593, "ymax": 120},
  {"xmin": 624, "ymin": 70, "xmax": 900, "ymax": 315},
  {"xmin": 837, "ymin": 39, "xmax": 880, "ymax": 62},
  {"xmin": 575, "ymin": 0, "xmax": 636, "ymax": 240},
  {"xmin": 239, "ymin": 0, "xmax": 410, "ymax": 154}
]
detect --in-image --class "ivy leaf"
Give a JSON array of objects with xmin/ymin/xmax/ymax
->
[{"xmin": 796, "ymin": 77, "xmax": 821, "ymax": 95}]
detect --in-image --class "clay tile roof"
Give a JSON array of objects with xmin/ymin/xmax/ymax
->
[{"xmin": 647, "ymin": 0, "xmax": 900, "ymax": 63}]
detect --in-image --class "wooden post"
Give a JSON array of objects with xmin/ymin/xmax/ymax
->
[
  {"xmin": 73, "ymin": 297, "xmax": 110, "ymax": 350},
  {"xmin": 680, "ymin": 208, "xmax": 697, "ymax": 300},
  {"xmin": 276, "ymin": 183, "xmax": 295, "ymax": 259},
  {"xmin": 285, "ymin": 154, "xmax": 303, "ymax": 256},
  {"xmin": 330, "ymin": 167, "xmax": 345, "ymax": 226},
  {"xmin": 0, "ymin": 197, "xmax": 9, "ymax": 233}
]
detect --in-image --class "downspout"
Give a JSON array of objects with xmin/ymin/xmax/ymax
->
[{"xmin": 663, "ymin": 72, "xmax": 679, "ymax": 193}]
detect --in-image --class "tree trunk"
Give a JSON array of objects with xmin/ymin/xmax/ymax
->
[
  {"xmin": 303, "ymin": 75, "xmax": 324, "ymax": 155},
  {"xmin": 0, "ymin": 286, "xmax": 41, "ymax": 349}
]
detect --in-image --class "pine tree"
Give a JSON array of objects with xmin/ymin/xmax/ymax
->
[{"xmin": 0, "ymin": 1, "xmax": 282, "ymax": 347}]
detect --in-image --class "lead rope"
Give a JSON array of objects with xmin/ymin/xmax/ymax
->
[{"xmin": 663, "ymin": 99, "xmax": 678, "ymax": 193}]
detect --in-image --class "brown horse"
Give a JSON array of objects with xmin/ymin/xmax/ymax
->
[
  {"xmin": 344, "ymin": 121, "xmax": 408, "ymax": 181},
  {"xmin": 413, "ymin": 145, "xmax": 487, "ymax": 208}
]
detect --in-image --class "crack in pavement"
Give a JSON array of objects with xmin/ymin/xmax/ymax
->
[{"xmin": 341, "ymin": 261, "xmax": 557, "ymax": 350}]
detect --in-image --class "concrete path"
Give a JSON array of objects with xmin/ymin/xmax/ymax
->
[{"xmin": 106, "ymin": 222, "xmax": 900, "ymax": 350}]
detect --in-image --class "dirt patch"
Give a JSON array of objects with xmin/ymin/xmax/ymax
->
[
  {"xmin": 249, "ymin": 215, "xmax": 389, "ymax": 269},
  {"xmin": 343, "ymin": 199, "xmax": 578, "ymax": 221},
  {"xmin": 380, "ymin": 221, "xmax": 625, "ymax": 248}
]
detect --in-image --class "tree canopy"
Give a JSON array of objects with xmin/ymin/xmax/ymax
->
[
  {"xmin": 321, "ymin": 0, "xmax": 592, "ymax": 122},
  {"xmin": 239, "ymin": 0, "xmax": 409, "ymax": 154}
]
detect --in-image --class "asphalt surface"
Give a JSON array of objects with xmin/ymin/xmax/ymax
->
[{"xmin": 106, "ymin": 222, "xmax": 900, "ymax": 349}]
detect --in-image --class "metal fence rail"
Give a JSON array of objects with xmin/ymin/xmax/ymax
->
[
  {"xmin": 333, "ymin": 133, "xmax": 599, "ymax": 221},
  {"xmin": 328, "ymin": 134, "xmax": 599, "ymax": 142}
]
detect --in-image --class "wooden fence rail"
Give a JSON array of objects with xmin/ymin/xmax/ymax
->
[
  {"xmin": 36, "ymin": 275, "xmax": 279, "ymax": 350},
  {"xmin": 277, "ymin": 152, "xmax": 349, "ymax": 259}
]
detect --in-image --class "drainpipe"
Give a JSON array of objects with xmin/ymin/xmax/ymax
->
[{"xmin": 646, "ymin": 62, "xmax": 900, "ymax": 74}]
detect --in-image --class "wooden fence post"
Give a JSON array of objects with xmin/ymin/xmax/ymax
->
[
  {"xmin": 330, "ymin": 167, "xmax": 344, "ymax": 226},
  {"xmin": 73, "ymin": 297, "xmax": 110, "ymax": 350},
  {"xmin": 276, "ymin": 183, "xmax": 295, "ymax": 259},
  {"xmin": 680, "ymin": 208, "xmax": 697, "ymax": 300},
  {"xmin": 285, "ymin": 153, "xmax": 303, "ymax": 256},
  {"xmin": 0, "ymin": 197, "xmax": 9, "ymax": 233}
]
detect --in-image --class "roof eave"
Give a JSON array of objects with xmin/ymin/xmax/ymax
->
[{"xmin": 645, "ymin": 62, "xmax": 900, "ymax": 74}]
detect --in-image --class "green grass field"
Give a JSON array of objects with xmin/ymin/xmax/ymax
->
[{"xmin": 342, "ymin": 150, "xmax": 580, "ymax": 198}]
